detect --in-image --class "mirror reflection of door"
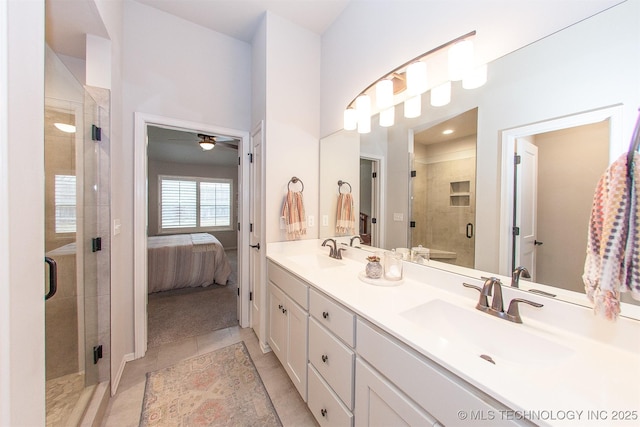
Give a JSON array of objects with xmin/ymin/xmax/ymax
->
[
  {"xmin": 359, "ymin": 157, "xmax": 380, "ymax": 247},
  {"xmin": 512, "ymin": 121, "xmax": 609, "ymax": 292},
  {"xmin": 410, "ymin": 108, "xmax": 477, "ymax": 268},
  {"xmin": 513, "ymin": 136, "xmax": 539, "ymax": 279}
]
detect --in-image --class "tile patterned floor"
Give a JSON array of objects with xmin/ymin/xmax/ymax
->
[{"xmin": 102, "ymin": 326, "xmax": 318, "ymax": 426}]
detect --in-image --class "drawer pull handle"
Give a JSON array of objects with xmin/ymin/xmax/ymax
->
[
  {"xmin": 322, "ymin": 311, "xmax": 329, "ymax": 319},
  {"xmin": 321, "ymin": 408, "xmax": 327, "ymax": 417},
  {"xmin": 278, "ymin": 304, "xmax": 283, "ymax": 310},
  {"xmin": 321, "ymin": 354, "xmax": 328, "ymax": 363},
  {"xmin": 282, "ymin": 307, "xmax": 287, "ymax": 314}
]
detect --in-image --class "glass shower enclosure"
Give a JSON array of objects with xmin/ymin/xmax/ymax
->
[{"xmin": 44, "ymin": 46, "xmax": 110, "ymax": 425}]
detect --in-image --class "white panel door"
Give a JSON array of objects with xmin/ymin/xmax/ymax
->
[{"xmin": 250, "ymin": 123, "xmax": 263, "ymax": 335}]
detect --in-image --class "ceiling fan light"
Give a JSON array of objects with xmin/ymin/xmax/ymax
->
[
  {"xmin": 376, "ymin": 79, "xmax": 394, "ymax": 109},
  {"xmin": 462, "ymin": 64, "xmax": 487, "ymax": 89},
  {"xmin": 344, "ymin": 108, "xmax": 357, "ymax": 131},
  {"xmin": 54, "ymin": 122, "xmax": 76, "ymax": 133},
  {"xmin": 448, "ymin": 39, "xmax": 474, "ymax": 81},
  {"xmin": 406, "ymin": 61, "xmax": 428, "ymax": 96},
  {"xmin": 431, "ymin": 81, "xmax": 451, "ymax": 107},
  {"xmin": 199, "ymin": 141, "xmax": 215, "ymax": 150},
  {"xmin": 404, "ymin": 95, "xmax": 421, "ymax": 119}
]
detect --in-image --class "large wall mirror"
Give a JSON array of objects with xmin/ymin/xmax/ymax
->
[{"xmin": 319, "ymin": 1, "xmax": 640, "ymax": 318}]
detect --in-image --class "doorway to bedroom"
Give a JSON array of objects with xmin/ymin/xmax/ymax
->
[{"xmin": 144, "ymin": 123, "xmax": 244, "ymax": 349}]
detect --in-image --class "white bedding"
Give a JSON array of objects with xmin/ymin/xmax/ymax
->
[{"xmin": 147, "ymin": 233, "xmax": 232, "ymax": 293}]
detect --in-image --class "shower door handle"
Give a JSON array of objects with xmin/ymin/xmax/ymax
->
[{"xmin": 45, "ymin": 257, "xmax": 57, "ymax": 300}]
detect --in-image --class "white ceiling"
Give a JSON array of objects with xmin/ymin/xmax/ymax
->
[
  {"xmin": 46, "ymin": 0, "xmax": 351, "ymax": 58},
  {"xmin": 136, "ymin": 0, "xmax": 351, "ymax": 43},
  {"xmin": 147, "ymin": 126, "xmax": 240, "ymax": 166}
]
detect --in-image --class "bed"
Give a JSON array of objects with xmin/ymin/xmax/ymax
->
[{"xmin": 147, "ymin": 233, "xmax": 232, "ymax": 293}]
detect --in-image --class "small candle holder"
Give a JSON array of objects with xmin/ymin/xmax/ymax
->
[{"xmin": 365, "ymin": 255, "xmax": 383, "ymax": 279}]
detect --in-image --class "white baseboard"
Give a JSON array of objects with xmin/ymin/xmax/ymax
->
[{"xmin": 111, "ymin": 352, "xmax": 134, "ymax": 396}]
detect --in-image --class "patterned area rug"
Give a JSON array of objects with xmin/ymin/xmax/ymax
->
[{"xmin": 140, "ymin": 342, "xmax": 281, "ymax": 426}]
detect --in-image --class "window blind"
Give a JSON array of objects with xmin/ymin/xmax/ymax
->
[{"xmin": 55, "ymin": 174, "xmax": 77, "ymax": 233}]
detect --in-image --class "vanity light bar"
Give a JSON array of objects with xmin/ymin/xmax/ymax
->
[{"xmin": 343, "ymin": 30, "xmax": 487, "ymax": 132}]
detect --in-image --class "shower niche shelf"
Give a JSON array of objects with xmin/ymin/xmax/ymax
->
[{"xmin": 450, "ymin": 181, "xmax": 471, "ymax": 207}]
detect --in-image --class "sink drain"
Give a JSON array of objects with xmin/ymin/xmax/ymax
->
[{"xmin": 480, "ymin": 354, "xmax": 495, "ymax": 364}]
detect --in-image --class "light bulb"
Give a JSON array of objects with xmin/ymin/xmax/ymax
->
[
  {"xmin": 343, "ymin": 108, "xmax": 357, "ymax": 131},
  {"xmin": 462, "ymin": 64, "xmax": 487, "ymax": 89},
  {"xmin": 406, "ymin": 61, "xmax": 428, "ymax": 96},
  {"xmin": 376, "ymin": 79, "xmax": 394, "ymax": 109},
  {"xmin": 404, "ymin": 95, "xmax": 421, "ymax": 119},
  {"xmin": 431, "ymin": 81, "xmax": 451, "ymax": 107},
  {"xmin": 380, "ymin": 107, "xmax": 395, "ymax": 127},
  {"xmin": 449, "ymin": 39, "xmax": 474, "ymax": 81}
]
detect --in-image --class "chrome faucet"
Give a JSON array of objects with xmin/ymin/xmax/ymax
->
[
  {"xmin": 349, "ymin": 235, "xmax": 362, "ymax": 246},
  {"xmin": 463, "ymin": 277, "xmax": 543, "ymax": 323},
  {"xmin": 322, "ymin": 238, "xmax": 344, "ymax": 259},
  {"xmin": 511, "ymin": 266, "xmax": 531, "ymax": 288}
]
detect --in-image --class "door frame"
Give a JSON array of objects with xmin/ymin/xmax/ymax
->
[
  {"xmin": 498, "ymin": 105, "xmax": 624, "ymax": 277},
  {"xmin": 133, "ymin": 112, "xmax": 250, "ymax": 359}
]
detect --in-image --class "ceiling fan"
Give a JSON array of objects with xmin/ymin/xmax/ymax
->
[{"xmin": 196, "ymin": 133, "xmax": 238, "ymax": 151}]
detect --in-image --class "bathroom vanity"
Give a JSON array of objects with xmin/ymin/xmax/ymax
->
[{"xmin": 266, "ymin": 239, "xmax": 640, "ymax": 427}]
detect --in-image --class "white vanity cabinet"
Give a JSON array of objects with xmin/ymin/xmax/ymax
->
[
  {"xmin": 356, "ymin": 319, "xmax": 534, "ymax": 427},
  {"xmin": 307, "ymin": 288, "xmax": 356, "ymax": 426},
  {"xmin": 267, "ymin": 261, "xmax": 309, "ymax": 401}
]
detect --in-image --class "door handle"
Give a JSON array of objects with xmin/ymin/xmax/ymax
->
[
  {"xmin": 45, "ymin": 257, "xmax": 57, "ymax": 300},
  {"xmin": 466, "ymin": 223, "xmax": 474, "ymax": 239},
  {"xmin": 534, "ymin": 240, "xmax": 543, "ymax": 246},
  {"xmin": 250, "ymin": 243, "xmax": 260, "ymax": 250}
]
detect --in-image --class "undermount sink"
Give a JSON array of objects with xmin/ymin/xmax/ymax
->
[
  {"xmin": 287, "ymin": 253, "xmax": 345, "ymax": 269},
  {"xmin": 400, "ymin": 299, "xmax": 574, "ymax": 366}
]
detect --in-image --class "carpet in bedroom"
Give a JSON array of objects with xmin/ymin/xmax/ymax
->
[{"xmin": 147, "ymin": 250, "xmax": 237, "ymax": 348}]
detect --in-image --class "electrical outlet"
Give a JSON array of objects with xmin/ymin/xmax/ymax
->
[
  {"xmin": 307, "ymin": 215, "xmax": 315, "ymax": 227},
  {"xmin": 322, "ymin": 215, "xmax": 329, "ymax": 226},
  {"xmin": 393, "ymin": 213, "xmax": 404, "ymax": 221},
  {"xmin": 279, "ymin": 216, "xmax": 286, "ymax": 230}
]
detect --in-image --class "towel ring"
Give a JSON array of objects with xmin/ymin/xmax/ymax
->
[
  {"xmin": 338, "ymin": 180, "xmax": 352, "ymax": 194},
  {"xmin": 288, "ymin": 176, "xmax": 304, "ymax": 192}
]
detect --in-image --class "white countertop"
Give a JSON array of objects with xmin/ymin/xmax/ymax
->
[{"xmin": 267, "ymin": 239, "xmax": 640, "ymax": 427}]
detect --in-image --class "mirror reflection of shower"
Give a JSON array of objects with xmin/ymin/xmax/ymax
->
[{"xmin": 410, "ymin": 108, "xmax": 477, "ymax": 268}]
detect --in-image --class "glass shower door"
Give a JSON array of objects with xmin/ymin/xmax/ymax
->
[{"xmin": 44, "ymin": 50, "xmax": 102, "ymax": 425}]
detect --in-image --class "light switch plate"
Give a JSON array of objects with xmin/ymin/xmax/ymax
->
[{"xmin": 113, "ymin": 219, "xmax": 121, "ymax": 235}]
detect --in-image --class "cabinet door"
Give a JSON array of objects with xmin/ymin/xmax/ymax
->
[
  {"xmin": 286, "ymin": 295, "xmax": 308, "ymax": 401},
  {"xmin": 268, "ymin": 282, "xmax": 286, "ymax": 361},
  {"xmin": 355, "ymin": 359, "xmax": 438, "ymax": 427}
]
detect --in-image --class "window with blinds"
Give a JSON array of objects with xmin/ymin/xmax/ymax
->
[
  {"xmin": 55, "ymin": 174, "xmax": 77, "ymax": 233},
  {"xmin": 159, "ymin": 175, "xmax": 233, "ymax": 232}
]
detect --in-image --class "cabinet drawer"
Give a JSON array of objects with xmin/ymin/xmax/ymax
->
[
  {"xmin": 308, "ymin": 364, "xmax": 353, "ymax": 427},
  {"xmin": 267, "ymin": 260, "xmax": 308, "ymax": 309},
  {"xmin": 357, "ymin": 319, "xmax": 530, "ymax": 427},
  {"xmin": 309, "ymin": 317, "xmax": 355, "ymax": 409},
  {"xmin": 309, "ymin": 288, "xmax": 355, "ymax": 346}
]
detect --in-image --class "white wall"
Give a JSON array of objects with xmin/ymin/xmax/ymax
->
[
  {"xmin": 0, "ymin": 1, "xmax": 46, "ymax": 425},
  {"xmin": 263, "ymin": 12, "xmax": 321, "ymax": 243},
  {"xmin": 320, "ymin": 0, "xmax": 624, "ymax": 136}
]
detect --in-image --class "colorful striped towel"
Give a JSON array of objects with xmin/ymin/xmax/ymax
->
[
  {"xmin": 583, "ymin": 151, "xmax": 640, "ymax": 320},
  {"xmin": 336, "ymin": 192, "xmax": 355, "ymax": 235},
  {"xmin": 282, "ymin": 190, "xmax": 306, "ymax": 240}
]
